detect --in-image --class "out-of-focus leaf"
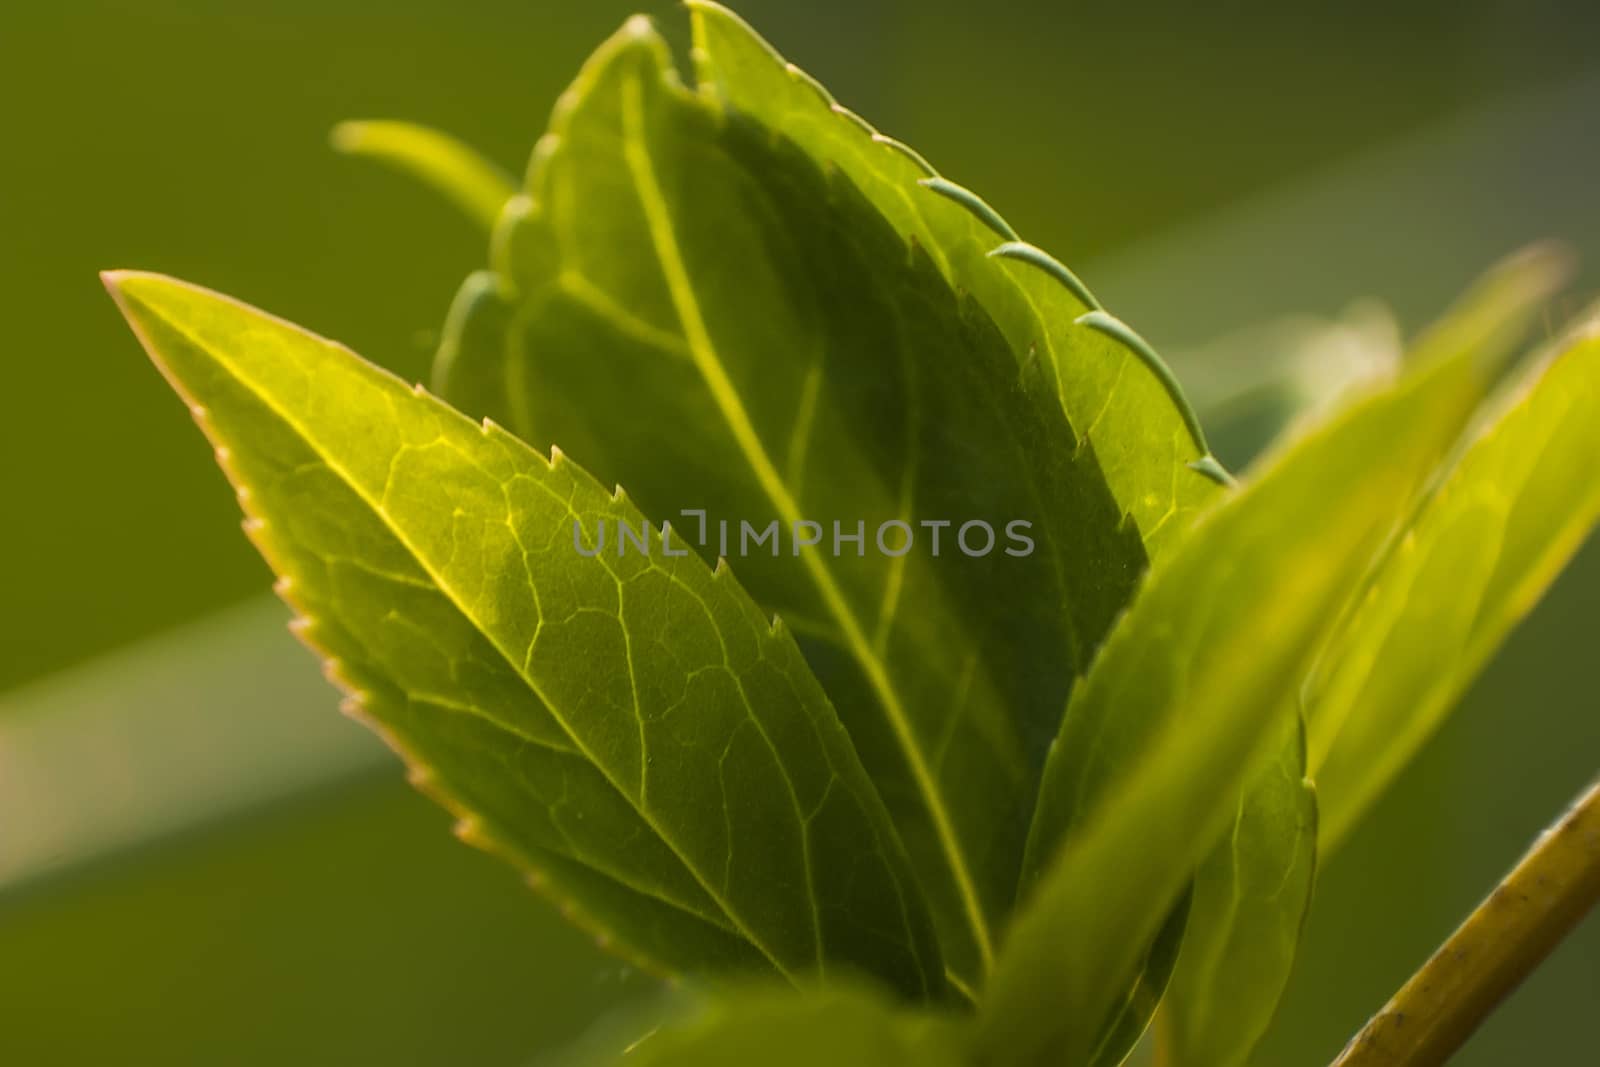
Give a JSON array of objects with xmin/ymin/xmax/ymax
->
[
  {"xmin": 686, "ymin": 0, "xmax": 1228, "ymax": 558},
  {"xmin": 0, "ymin": 596, "xmax": 383, "ymax": 892},
  {"xmin": 1154, "ymin": 245, "xmax": 1568, "ymax": 1067},
  {"xmin": 615, "ymin": 985, "xmax": 966, "ymax": 1067},
  {"xmin": 1172, "ymin": 301, "xmax": 1402, "ymax": 469},
  {"xmin": 980, "ymin": 271, "xmax": 1530, "ymax": 1064},
  {"xmin": 1157, "ymin": 725, "xmax": 1316, "ymax": 1067},
  {"xmin": 1309, "ymin": 319, "xmax": 1600, "ymax": 850},
  {"xmin": 332, "ymin": 120, "xmax": 515, "ymax": 231},
  {"xmin": 103, "ymin": 271, "xmax": 944, "ymax": 999},
  {"xmin": 434, "ymin": 16, "xmax": 1158, "ymax": 987}
]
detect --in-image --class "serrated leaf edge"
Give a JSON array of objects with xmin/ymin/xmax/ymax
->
[{"xmin": 682, "ymin": 0, "xmax": 1228, "ymax": 495}]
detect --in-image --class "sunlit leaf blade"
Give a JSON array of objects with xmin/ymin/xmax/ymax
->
[
  {"xmin": 331, "ymin": 120, "xmax": 516, "ymax": 232},
  {"xmin": 983, "ymin": 308, "xmax": 1511, "ymax": 1066},
  {"xmin": 102, "ymin": 270, "xmax": 945, "ymax": 999},
  {"xmin": 686, "ymin": 0, "xmax": 1228, "ymax": 558},
  {"xmin": 435, "ymin": 17, "xmax": 1147, "ymax": 985},
  {"xmin": 1309, "ymin": 319, "xmax": 1600, "ymax": 850},
  {"xmin": 1158, "ymin": 724, "xmax": 1316, "ymax": 1067},
  {"xmin": 614, "ymin": 985, "xmax": 966, "ymax": 1067},
  {"xmin": 1150, "ymin": 244, "xmax": 1570, "ymax": 1067}
]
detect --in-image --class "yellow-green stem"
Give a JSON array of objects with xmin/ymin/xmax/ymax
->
[{"xmin": 1332, "ymin": 775, "xmax": 1600, "ymax": 1067}]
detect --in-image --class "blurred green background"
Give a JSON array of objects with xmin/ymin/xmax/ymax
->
[{"xmin": 2, "ymin": 1, "xmax": 1596, "ymax": 1063}]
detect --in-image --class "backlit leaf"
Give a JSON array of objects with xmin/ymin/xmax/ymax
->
[
  {"xmin": 1158, "ymin": 724, "xmax": 1316, "ymax": 1067},
  {"xmin": 432, "ymin": 15, "xmax": 1161, "ymax": 987},
  {"xmin": 1309, "ymin": 318, "xmax": 1600, "ymax": 850},
  {"xmin": 981, "ymin": 276, "xmax": 1528, "ymax": 1064},
  {"xmin": 331, "ymin": 120, "xmax": 516, "ymax": 232},
  {"xmin": 103, "ymin": 270, "xmax": 945, "ymax": 999},
  {"xmin": 686, "ymin": 1, "xmax": 1228, "ymax": 559},
  {"xmin": 1154, "ymin": 245, "xmax": 1569, "ymax": 1067}
]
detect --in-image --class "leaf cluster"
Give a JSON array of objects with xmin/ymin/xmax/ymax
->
[{"xmin": 106, "ymin": 5, "xmax": 1600, "ymax": 1064}]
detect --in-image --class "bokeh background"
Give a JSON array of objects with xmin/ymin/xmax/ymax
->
[{"xmin": 3, "ymin": 1, "xmax": 1596, "ymax": 1062}]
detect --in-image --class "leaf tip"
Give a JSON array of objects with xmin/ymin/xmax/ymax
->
[
  {"xmin": 621, "ymin": 12, "xmax": 655, "ymax": 41},
  {"xmin": 100, "ymin": 269, "xmax": 158, "ymax": 329},
  {"xmin": 327, "ymin": 119, "xmax": 367, "ymax": 154},
  {"xmin": 100, "ymin": 268, "xmax": 182, "ymax": 311},
  {"xmin": 1503, "ymin": 237, "xmax": 1577, "ymax": 293}
]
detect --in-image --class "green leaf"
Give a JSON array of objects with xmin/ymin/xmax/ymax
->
[
  {"xmin": 614, "ymin": 984, "xmax": 968, "ymax": 1067},
  {"xmin": 686, "ymin": 1, "xmax": 1228, "ymax": 559},
  {"xmin": 434, "ymin": 16, "xmax": 1155, "ymax": 987},
  {"xmin": 1157, "ymin": 724, "xmax": 1316, "ymax": 1067},
  {"xmin": 1309, "ymin": 318, "xmax": 1600, "ymax": 850},
  {"xmin": 0, "ymin": 596, "xmax": 385, "ymax": 891},
  {"xmin": 1150, "ymin": 245, "xmax": 1568, "ymax": 1067},
  {"xmin": 981, "ymin": 280, "xmax": 1524, "ymax": 1065},
  {"xmin": 102, "ymin": 270, "xmax": 945, "ymax": 999},
  {"xmin": 331, "ymin": 120, "xmax": 515, "ymax": 231}
]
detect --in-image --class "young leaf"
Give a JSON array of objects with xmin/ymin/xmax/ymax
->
[
  {"xmin": 981, "ymin": 295, "xmax": 1517, "ymax": 1066},
  {"xmin": 331, "ymin": 120, "xmax": 515, "ymax": 231},
  {"xmin": 1154, "ymin": 245, "xmax": 1568, "ymax": 1067},
  {"xmin": 1157, "ymin": 724, "xmax": 1316, "ymax": 1067},
  {"xmin": 102, "ymin": 271, "xmax": 945, "ymax": 999},
  {"xmin": 432, "ymin": 268, "xmax": 517, "ymax": 420},
  {"xmin": 617, "ymin": 985, "xmax": 967, "ymax": 1067},
  {"xmin": 434, "ymin": 16, "xmax": 1149, "ymax": 986},
  {"xmin": 1309, "ymin": 318, "xmax": 1600, "ymax": 849},
  {"xmin": 686, "ymin": 1, "xmax": 1229, "ymax": 558}
]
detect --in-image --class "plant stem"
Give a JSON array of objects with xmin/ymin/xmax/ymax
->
[{"xmin": 1331, "ymin": 775, "xmax": 1600, "ymax": 1067}]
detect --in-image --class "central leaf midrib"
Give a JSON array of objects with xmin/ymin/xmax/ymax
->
[{"xmin": 617, "ymin": 68, "xmax": 995, "ymax": 972}]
